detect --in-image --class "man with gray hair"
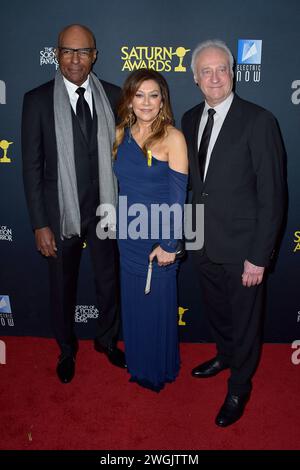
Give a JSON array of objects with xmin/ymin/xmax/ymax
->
[
  {"xmin": 182, "ymin": 39, "xmax": 285, "ymax": 426},
  {"xmin": 22, "ymin": 24, "xmax": 126, "ymax": 384}
]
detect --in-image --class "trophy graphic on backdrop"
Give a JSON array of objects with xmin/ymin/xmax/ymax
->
[
  {"xmin": 173, "ymin": 47, "xmax": 191, "ymax": 72},
  {"xmin": 178, "ymin": 306, "xmax": 188, "ymax": 325},
  {"xmin": 0, "ymin": 140, "xmax": 13, "ymax": 163}
]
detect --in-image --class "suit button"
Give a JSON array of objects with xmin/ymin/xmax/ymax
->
[{"xmin": 201, "ymin": 192, "xmax": 208, "ymax": 197}]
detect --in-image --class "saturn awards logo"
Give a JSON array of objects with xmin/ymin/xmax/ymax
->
[
  {"xmin": 236, "ymin": 39, "xmax": 262, "ymax": 83},
  {"xmin": 178, "ymin": 306, "xmax": 188, "ymax": 326},
  {"xmin": 294, "ymin": 231, "xmax": 300, "ymax": 252},
  {"xmin": 0, "ymin": 140, "xmax": 13, "ymax": 163},
  {"xmin": 121, "ymin": 46, "xmax": 190, "ymax": 72}
]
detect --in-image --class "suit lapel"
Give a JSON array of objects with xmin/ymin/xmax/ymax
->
[
  {"xmin": 191, "ymin": 103, "xmax": 204, "ymax": 183},
  {"xmin": 192, "ymin": 103, "xmax": 204, "ymax": 158}
]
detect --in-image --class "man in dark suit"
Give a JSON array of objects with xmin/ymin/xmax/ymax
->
[
  {"xmin": 22, "ymin": 24, "xmax": 126, "ymax": 384},
  {"xmin": 182, "ymin": 40, "xmax": 285, "ymax": 426}
]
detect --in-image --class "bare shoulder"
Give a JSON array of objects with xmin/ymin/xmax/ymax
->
[
  {"xmin": 165, "ymin": 126, "xmax": 186, "ymax": 146},
  {"xmin": 165, "ymin": 126, "xmax": 187, "ymax": 154},
  {"xmin": 165, "ymin": 126, "xmax": 188, "ymax": 173}
]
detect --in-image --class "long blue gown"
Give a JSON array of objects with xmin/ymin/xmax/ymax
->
[{"xmin": 114, "ymin": 131, "xmax": 187, "ymax": 391}]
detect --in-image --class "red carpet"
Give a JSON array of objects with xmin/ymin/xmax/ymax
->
[{"xmin": 0, "ymin": 338, "xmax": 299, "ymax": 450}]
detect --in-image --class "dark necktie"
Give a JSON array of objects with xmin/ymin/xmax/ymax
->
[
  {"xmin": 198, "ymin": 108, "xmax": 216, "ymax": 181},
  {"xmin": 76, "ymin": 87, "xmax": 92, "ymax": 141}
]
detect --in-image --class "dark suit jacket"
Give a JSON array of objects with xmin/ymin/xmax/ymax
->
[
  {"xmin": 181, "ymin": 94, "xmax": 285, "ymax": 267},
  {"xmin": 22, "ymin": 78, "xmax": 120, "ymax": 236}
]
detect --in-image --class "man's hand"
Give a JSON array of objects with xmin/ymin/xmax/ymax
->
[
  {"xmin": 35, "ymin": 227, "xmax": 57, "ymax": 258},
  {"xmin": 242, "ymin": 259, "xmax": 265, "ymax": 287}
]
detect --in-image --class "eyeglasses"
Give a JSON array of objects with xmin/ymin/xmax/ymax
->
[{"xmin": 58, "ymin": 47, "xmax": 96, "ymax": 58}]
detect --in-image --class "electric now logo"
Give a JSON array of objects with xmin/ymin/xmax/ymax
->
[
  {"xmin": 236, "ymin": 40, "xmax": 262, "ymax": 84},
  {"xmin": 0, "ymin": 296, "xmax": 11, "ymax": 313},
  {"xmin": 237, "ymin": 39, "xmax": 262, "ymax": 64}
]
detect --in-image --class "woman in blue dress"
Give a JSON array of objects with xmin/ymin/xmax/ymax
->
[{"xmin": 113, "ymin": 69, "xmax": 188, "ymax": 391}]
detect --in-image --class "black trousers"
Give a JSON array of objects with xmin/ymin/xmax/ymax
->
[
  {"xmin": 191, "ymin": 251, "xmax": 265, "ymax": 395},
  {"xmin": 48, "ymin": 217, "xmax": 120, "ymax": 356}
]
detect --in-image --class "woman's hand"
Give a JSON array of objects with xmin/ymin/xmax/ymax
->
[{"xmin": 149, "ymin": 245, "xmax": 176, "ymax": 266}]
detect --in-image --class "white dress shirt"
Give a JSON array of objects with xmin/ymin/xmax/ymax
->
[
  {"xmin": 197, "ymin": 92, "xmax": 234, "ymax": 180},
  {"xmin": 63, "ymin": 75, "xmax": 93, "ymax": 117}
]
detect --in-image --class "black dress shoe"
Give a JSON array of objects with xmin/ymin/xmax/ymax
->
[
  {"xmin": 56, "ymin": 355, "xmax": 75, "ymax": 383},
  {"xmin": 215, "ymin": 392, "xmax": 250, "ymax": 427},
  {"xmin": 94, "ymin": 341, "xmax": 127, "ymax": 369},
  {"xmin": 191, "ymin": 357, "xmax": 229, "ymax": 378}
]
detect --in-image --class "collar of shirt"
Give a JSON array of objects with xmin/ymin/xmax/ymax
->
[
  {"xmin": 63, "ymin": 75, "xmax": 93, "ymax": 117},
  {"xmin": 203, "ymin": 92, "xmax": 234, "ymax": 120}
]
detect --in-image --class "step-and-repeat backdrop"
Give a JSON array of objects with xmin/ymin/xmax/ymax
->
[{"xmin": 1, "ymin": 0, "xmax": 299, "ymax": 343}]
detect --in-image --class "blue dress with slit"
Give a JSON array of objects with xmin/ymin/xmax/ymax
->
[{"xmin": 113, "ymin": 131, "xmax": 187, "ymax": 391}]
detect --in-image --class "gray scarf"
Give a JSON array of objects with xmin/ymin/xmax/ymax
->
[{"xmin": 54, "ymin": 70, "xmax": 117, "ymax": 239}]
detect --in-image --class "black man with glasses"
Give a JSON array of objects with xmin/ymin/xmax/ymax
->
[{"xmin": 22, "ymin": 24, "xmax": 126, "ymax": 384}]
